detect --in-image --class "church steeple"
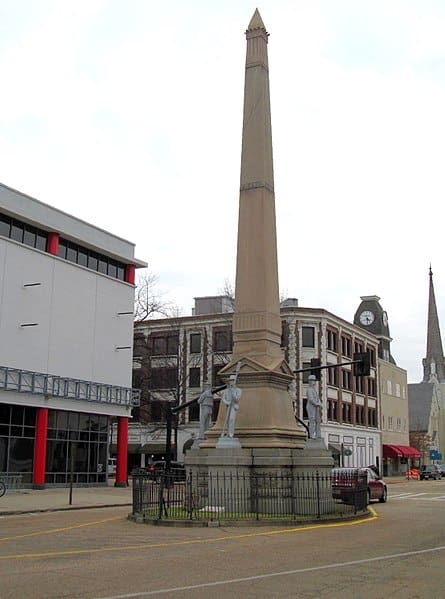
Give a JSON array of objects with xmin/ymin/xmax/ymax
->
[{"xmin": 423, "ymin": 266, "xmax": 445, "ymax": 382}]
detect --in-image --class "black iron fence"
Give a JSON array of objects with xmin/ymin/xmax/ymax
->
[{"xmin": 132, "ymin": 469, "xmax": 368, "ymax": 522}]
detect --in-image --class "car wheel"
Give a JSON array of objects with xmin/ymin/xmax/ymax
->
[{"xmin": 379, "ymin": 487, "xmax": 387, "ymax": 503}]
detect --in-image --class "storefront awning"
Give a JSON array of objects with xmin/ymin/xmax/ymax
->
[{"xmin": 383, "ymin": 444, "xmax": 422, "ymax": 459}]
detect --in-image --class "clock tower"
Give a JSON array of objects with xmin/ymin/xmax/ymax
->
[{"xmin": 353, "ymin": 295, "xmax": 394, "ymax": 363}]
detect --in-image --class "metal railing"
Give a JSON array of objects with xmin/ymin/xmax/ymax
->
[
  {"xmin": 132, "ymin": 469, "xmax": 368, "ymax": 522},
  {"xmin": 0, "ymin": 474, "xmax": 24, "ymax": 491},
  {"xmin": 0, "ymin": 365, "xmax": 140, "ymax": 407}
]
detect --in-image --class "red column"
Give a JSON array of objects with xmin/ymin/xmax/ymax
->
[
  {"xmin": 47, "ymin": 232, "xmax": 60, "ymax": 255},
  {"xmin": 125, "ymin": 264, "xmax": 135, "ymax": 284},
  {"xmin": 33, "ymin": 408, "xmax": 48, "ymax": 489},
  {"xmin": 115, "ymin": 417, "xmax": 129, "ymax": 487}
]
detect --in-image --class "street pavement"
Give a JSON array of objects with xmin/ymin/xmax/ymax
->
[
  {"xmin": 0, "ymin": 478, "xmax": 132, "ymax": 516},
  {"xmin": 0, "ymin": 475, "xmax": 409, "ymax": 517}
]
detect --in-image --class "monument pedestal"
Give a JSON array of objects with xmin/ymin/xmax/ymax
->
[{"xmin": 185, "ymin": 445, "xmax": 334, "ymax": 516}]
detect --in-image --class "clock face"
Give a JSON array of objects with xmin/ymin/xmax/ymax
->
[
  {"xmin": 359, "ymin": 310, "xmax": 375, "ymax": 326},
  {"xmin": 382, "ymin": 311, "xmax": 388, "ymax": 326}
]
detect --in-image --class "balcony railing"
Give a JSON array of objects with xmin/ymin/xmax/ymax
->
[{"xmin": 0, "ymin": 365, "xmax": 140, "ymax": 407}]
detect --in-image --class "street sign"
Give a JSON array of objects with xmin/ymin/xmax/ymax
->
[{"xmin": 430, "ymin": 449, "xmax": 442, "ymax": 460}]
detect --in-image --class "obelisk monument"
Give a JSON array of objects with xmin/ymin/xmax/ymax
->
[{"xmin": 203, "ymin": 9, "xmax": 306, "ymax": 449}]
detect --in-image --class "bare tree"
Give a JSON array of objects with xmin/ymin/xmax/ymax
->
[
  {"xmin": 134, "ymin": 270, "xmax": 178, "ymax": 321},
  {"xmin": 410, "ymin": 429, "xmax": 432, "ymax": 464},
  {"xmin": 218, "ymin": 278, "xmax": 290, "ymax": 306}
]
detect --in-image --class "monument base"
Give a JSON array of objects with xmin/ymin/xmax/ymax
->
[
  {"xmin": 216, "ymin": 436, "xmax": 242, "ymax": 449},
  {"xmin": 185, "ymin": 445, "xmax": 334, "ymax": 516}
]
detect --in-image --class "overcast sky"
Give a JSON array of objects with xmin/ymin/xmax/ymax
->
[{"xmin": 1, "ymin": 0, "xmax": 445, "ymax": 383}]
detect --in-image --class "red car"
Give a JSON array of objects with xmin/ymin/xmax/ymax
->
[{"xmin": 332, "ymin": 467, "xmax": 388, "ymax": 505}]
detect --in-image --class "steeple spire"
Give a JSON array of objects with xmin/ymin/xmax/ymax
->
[{"xmin": 423, "ymin": 266, "xmax": 445, "ymax": 382}]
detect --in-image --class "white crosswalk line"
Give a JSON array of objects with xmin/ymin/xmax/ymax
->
[{"xmin": 391, "ymin": 492, "xmax": 429, "ymax": 499}]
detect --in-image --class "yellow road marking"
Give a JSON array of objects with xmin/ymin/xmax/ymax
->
[
  {"xmin": 0, "ymin": 516, "xmax": 123, "ymax": 542},
  {"xmin": 0, "ymin": 508, "xmax": 378, "ymax": 560}
]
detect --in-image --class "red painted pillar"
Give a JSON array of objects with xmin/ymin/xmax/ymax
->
[
  {"xmin": 33, "ymin": 408, "xmax": 48, "ymax": 489},
  {"xmin": 115, "ymin": 417, "xmax": 129, "ymax": 487},
  {"xmin": 125, "ymin": 264, "xmax": 135, "ymax": 284},
  {"xmin": 47, "ymin": 232, "xmax": 60, "ymax": 255}
]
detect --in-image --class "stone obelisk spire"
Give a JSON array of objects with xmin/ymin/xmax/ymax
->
[
  {"xmin": 204, "ymin": 10, "xmax": 306, "ymax": 448},
  {"xmin": 423, "ymin": 266, "xmax": 445, "ymax": 382}
]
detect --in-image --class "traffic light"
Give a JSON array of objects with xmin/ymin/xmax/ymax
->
[
  {"xmin": 310, "ymin": 358, "xmax": 321, "ymax": 380},
  {"xmin": 353, "ymin": 352, "xmax": 371, "ymax": 376}
]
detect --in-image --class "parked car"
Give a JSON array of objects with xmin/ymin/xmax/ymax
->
[
  {"xmin": 419, "ymin": 464, "xmax": 442, "ymax": 480},
  {"xmin": 332, "ymin": 467, "xmax": 387, "ymax": 505},
  {"xmin": 132, "ymin": 461, "xmax": 186, "ymax": 482},
  {"xmin": 436, "ymin": 464, "xmax": 445, "ymax": 477}
]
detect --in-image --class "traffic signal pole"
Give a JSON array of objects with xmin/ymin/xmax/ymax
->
[
  {"xmin": 164, "ymin": 384, "xmax": 227, "ymax": 472},
  {"xmin": 294, "ymin": 352, "xmax": 371, "ymax": 378}
]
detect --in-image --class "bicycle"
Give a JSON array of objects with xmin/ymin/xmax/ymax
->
[{"xmin": 0, "ymin": 480, "xmax": 6, "ymax": 498}]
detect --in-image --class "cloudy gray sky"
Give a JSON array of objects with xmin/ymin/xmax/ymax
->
[{"xmin": 1, "ymin": 0, "xmax": 445, "ymax": 383}]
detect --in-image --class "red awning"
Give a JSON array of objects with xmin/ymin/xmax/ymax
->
[{"xmin": 383, "ymin": 444, "xmax": 422, "ymax": 459}]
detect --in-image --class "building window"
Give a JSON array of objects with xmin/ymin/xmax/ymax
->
[
  {"xmin": 327, "ymin": 399, "xmax": 338, "ymax": 421},
  {"xmin": 397, "ymin": 417, "xmax": 402, "ymax": 432},
  {"xmin": 354, "ymin": 341, "xmax": 364, "ymax": 354},
  {"xmin": 302, "ymin": 327, "xmax": 315, "ymax": 348},
  {"xmin": 152, "ymin": 337, "xmax": 166, "ymax": 355},
  {"xmin": 188, "ymin": 402, "xmax": 199, "ymax": 422},
  {"xmin": 66, "ymin": 242, "xmax": 78, "ymax": 263},
  {"xmin": 341, "ymin": 369, "xmax": 352, "ymax": 390},
  {"xmin": 302, "ymin": 361, "xmax": 311, "ymax": 384},
  {"xmin": 341, "ymin": 402, "xmax": 352, "ymax": 423},
  {"xmin": 213, "ymin": 364, "xmax": 225, "ymax": 387},
  {"xmin": 0, "ymin": 212, "xmax": 48, "ymax": 252},
  {"xmin": 327, "ymin": 366, "xmax": 338, "ymax": 386},
  {"xmin": 10, "ymin": 220, "xmax": 24, "ymax": 243},
  {"xmin": 56, "ymin": 236, "xmax": 126, "ymax": 281},
  {"xmin": 395, "ymin": 383, "xmax": 401, "ymax": 397},
  {"xmin": 368, "ymin": 408, "xmax": 377, "ymax": 427},
  {"xmin": 133, "ymin": 335, "xmax": 146, "ymax": 359},
  {"xmin": 341, "ymin": 335, "xmax": 352, "ymax": 357},
  {"xmin": 190, "ymin": 333, "xmax": 201, "ymax": 353},
  {"xmin": 327, "ymin": 329, "xmax": 338, "ymax": 352},
  {"xmin": 367, "ymin": 378, "xmax": 376, "ymax": 397},
  {"xmin": 152, "ymin": 334, "xmax": 179, "ymax": 356},
  {"xmin": 151, "ymin": 368, "xmax": 178, "ymax": 389},
  {"xmin": 189, "ymin": 367, "xmax": 201, "ymax": 388},
  {"xmin": 355, "ymin": 405, "xmax": 364, "ymax": 425},
  {"xmin": 213, "ymin": 328, "xmax": 232, "ymax": 352},
  {"xmin": 0, "ymin": 213, "xmax": 11, "ymax": 237},
  {"xmin": 387, "ymin": 380, "xmax": 392, "ymax": 395},
  {"xmin": 388, "ymin": 416, "xmax": 393, "ymax": 430},
  {"xmin": 368, "ymin": 347, "xmax": 376, "ymax": 367},
  {"xmin": 355, "ymin": 376, "xmax": 364, "ymax": 394}
]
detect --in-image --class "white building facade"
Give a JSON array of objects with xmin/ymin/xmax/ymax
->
[
  {"xmin": 0, "ymin": 183, "xmax": 145, "ymax": 487},
  {"xmin": 132, "ymin": 298, "xmax": 382, "ymax": 470}
]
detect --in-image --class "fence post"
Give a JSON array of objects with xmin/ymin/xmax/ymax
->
[
  {"xmin": 158, "ymin": 477, "xmax": 165, "ymax": 520},
  {"xmin": 316, "ymin": 471, "xmax": 321, "ymax": 519}
]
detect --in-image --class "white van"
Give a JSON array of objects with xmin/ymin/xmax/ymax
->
[{"xmin": 107, "ymin": 457, "xmax": 117, "ymax": 475}]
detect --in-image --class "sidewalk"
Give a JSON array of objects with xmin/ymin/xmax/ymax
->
[{"xmin": 0, "ymin": 480, "xmax": 132, "ymax": 516}]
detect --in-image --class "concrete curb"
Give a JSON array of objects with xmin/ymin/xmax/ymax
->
[{"xmin": 0, "ymin": 503, "xmax": 132, "ymax": 517}]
